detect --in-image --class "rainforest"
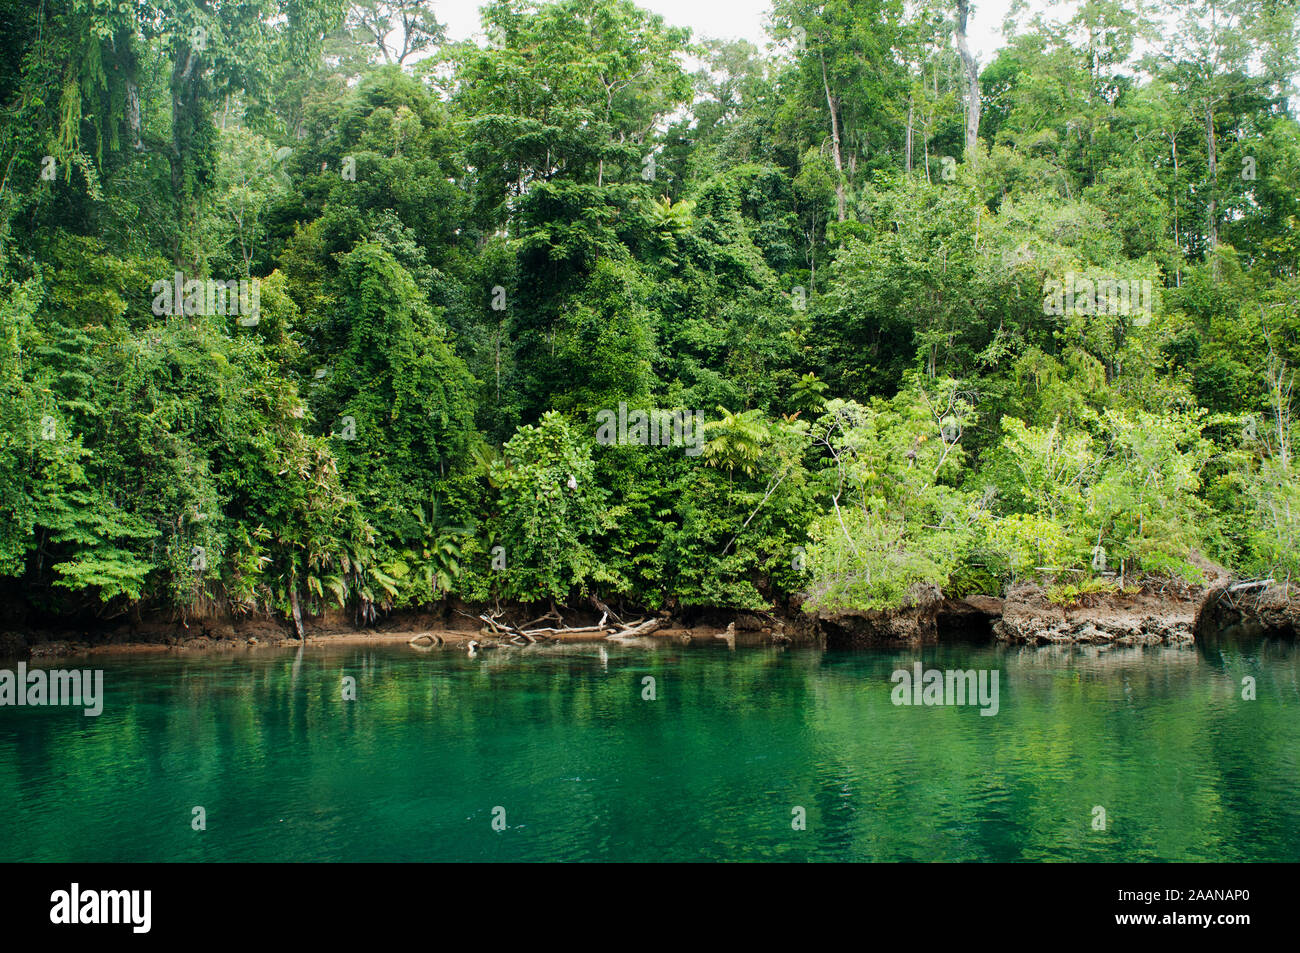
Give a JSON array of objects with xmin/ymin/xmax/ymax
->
[{"xmin": 1, "ymin": 0, "xmax": 1299, "ymax": 638}]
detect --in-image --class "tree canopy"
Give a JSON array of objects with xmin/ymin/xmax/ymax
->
[{"xmin": 2, "ymin": 0, "xmax": 1299, "ymax": 624}]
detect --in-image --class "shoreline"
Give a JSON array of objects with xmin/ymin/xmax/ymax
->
[
  {"xmin": 8, "ymin": 627, "xmax": 1250, "ymax": 662},
  {"xmin": 12, "ymin": 625, "xmax": 768, "ymax": 659},
  {"xmin": 4, "ymin": 578, "xmax": 1298, "ymax": 661}
]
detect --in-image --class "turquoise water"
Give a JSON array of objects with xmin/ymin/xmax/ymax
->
[{"xmin": 1, "ymin": 637, "xmax": 1297, "ymax": 861}]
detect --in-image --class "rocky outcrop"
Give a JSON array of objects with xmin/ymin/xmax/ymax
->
[
  {"xmin": 993, "ymin": 581, "xmax": 1203, "ymax": 645},
  {"xmin": 1196, "ymin": 582, "xmax": 1300, "ymax": 638},
  {"xmin": 817, "ymin": 586, "xmax": 1003, "ymax": 648},
  {"xmin": 819, "ymin": 604, "xmax": 936, "ymax": 647},
  {"xmin": 783, "ymin": 573, "xmax": 1288, "ymax": 647}
]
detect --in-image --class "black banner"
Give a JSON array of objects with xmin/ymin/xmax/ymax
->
[{"xmin": 3, "ymin": 862, "xmax": 1287, "ymax": 941}]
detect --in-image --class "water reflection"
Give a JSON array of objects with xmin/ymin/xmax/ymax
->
[{"xmin": 0, "ymin": 636, "xmax": 1296, "ymax": 861}]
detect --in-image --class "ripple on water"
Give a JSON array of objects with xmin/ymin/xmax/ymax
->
[{"xmin": 0, "ymin": 639, "xmax": 1298, "ymax": 861}]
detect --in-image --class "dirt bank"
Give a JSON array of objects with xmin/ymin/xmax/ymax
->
[
  {"xmin": 0, "ymin": 598, "xmax": 814, "ymax": 659},
  {"xmin": 4, "ymin": 575, "xmax": 1297, "ymax": 660},
  {"xmin": 1195, "ymin": 581, "xmax": 1300, "ymax": 639},
  {"xmin": 992, "ymin": 581, "xmax": 1201, "ymax": 645},
  {"xmin": 810, "ymin": 565, "xmax": 1296, "ymax": 648}
]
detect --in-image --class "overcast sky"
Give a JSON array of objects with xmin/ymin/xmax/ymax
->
[{"xmin": 432, "ymin": 0, "xmax": 1020, "ymax": 65}]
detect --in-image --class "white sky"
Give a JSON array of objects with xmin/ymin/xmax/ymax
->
[{"xmin": 432, "ymin": 0, "xmax": 1019, "ymax": 65}]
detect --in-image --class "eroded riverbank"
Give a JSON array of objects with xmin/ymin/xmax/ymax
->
[{"xmin": 4, "ymin": 576, "xmax": 1298, "ymax": 660}]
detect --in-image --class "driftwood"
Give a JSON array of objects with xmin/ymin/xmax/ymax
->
[
  {"xmin": 479, "ymin": 612, "xmax": 513, "ymax": 635},
  {"xmin": 520, "ymin": 608, "xmax": 563, "ymax": 631},
  {"xmin": 604, "ymin": 618, "xmax": 663, "ymax": 640},
  {"xmin": 474, "ymin": 609, "xmax": 665, "ymax": 643},
  {"xmin": 480, "ymin": 612, "xmax": 558, "ymax": 641},
  {"xmin": 589, "ymin": 595, "xmax": 624, "ymax": 626},
  {"xmin": 526, "ymin": 624, "xmax": 612, "ymax": 637}
]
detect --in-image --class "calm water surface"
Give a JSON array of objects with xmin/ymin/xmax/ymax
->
[{"xmin": 1, "ymin": 637, "xmax": 1297, "ymax": 861}]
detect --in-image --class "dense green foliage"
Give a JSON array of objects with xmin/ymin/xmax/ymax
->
[{"xmin": 2, "ymin": 0, "xmax": 1299, "ymax": 624}]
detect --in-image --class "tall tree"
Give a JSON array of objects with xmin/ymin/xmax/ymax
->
[{"xmin": 955, "ymin": 0, "xmax": 981, "ymax": 158}]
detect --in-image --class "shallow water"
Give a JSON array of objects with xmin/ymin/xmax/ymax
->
[{"xmin": 1, "ymin": 636, "xmax": 1297, "ymax": 861}]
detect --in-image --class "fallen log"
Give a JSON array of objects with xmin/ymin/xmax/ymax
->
[
  {"xmin": 520, "ymin": 608, "xmax": 563, "ymax": 631},
  {"xmin": 523, "ymin": 625, "xmax": 613, "ymax": 638},
  {"xmin": 472, "ymin": 609, "xmax": 670, "ymax": 642},
  {"xmin": 605, "ymin": 618, "xmax": 663, "ymax": 639}
]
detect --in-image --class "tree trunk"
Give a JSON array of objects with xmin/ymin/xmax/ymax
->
[
  {"xmin": 1204, "ymin": 100, "xmax": 1219, "ymax": 252},
  {"xmin": 1170, "ymin": 134, "xmax": 1182, "ymax": 286},
  {"xmin": 118, "ymin": 30, "xmax": 143, "ymax": 152},
  {"xmin": 819, "ymin": 50, "xmax": 846, "ymax": 222},
  {"xmin": 169, "ymin": 43, "xmax": 202, "ymax": 271},
  {"xmin": 494, "ymin": 319, "xmax": 502, "ymax": 406},
  {"xmin": 289, "ymin": 586, "xmax": 306, "ymax": 641},
  {"xmin": 956, "ymin": 0, "xmax": 981, "ymax": 160},
  {"xmin": 905, "ymin": 96, "xmax": 914, "ymax": 173}
]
